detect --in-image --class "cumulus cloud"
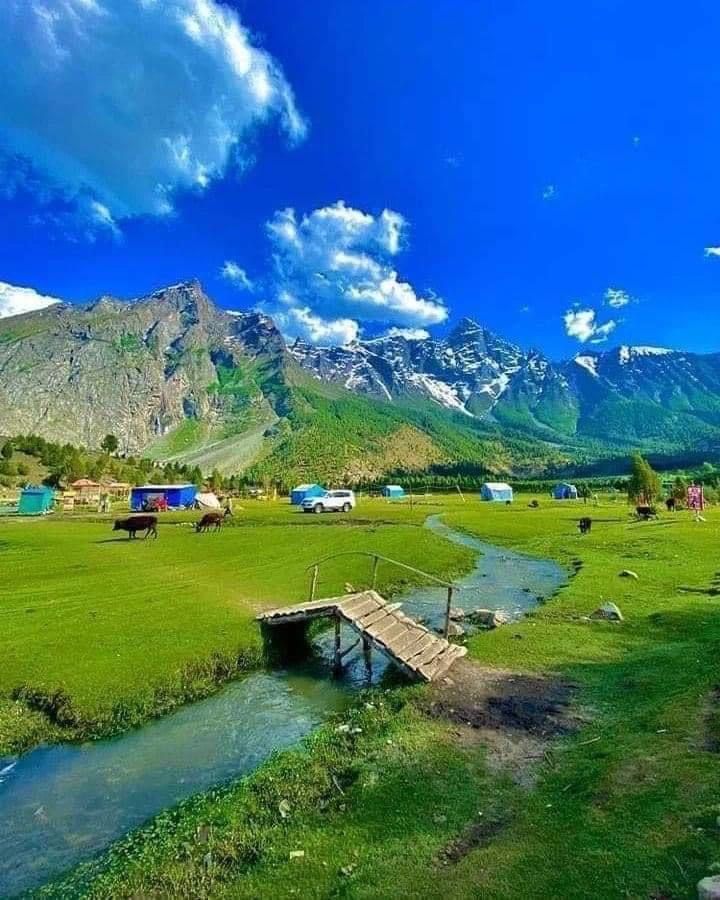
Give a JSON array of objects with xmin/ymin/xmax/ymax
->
[
  {"xmin": 276, "ymin": 306, "xmax": 359, "ymax": 346},
  {"xmin": 220, "ymin": 260, "xmax": 254, "ymax": 291},
  {"xmin": 604, "ymin": 287, "xmax": 632, "ymax": 308},
  {"xmin": 384, "ymin": 327, "xmax": 430, "ymax": 340},
  {"xmin": 704, "ymin": 246, "xmax": 720, "ymax": 257},
  {"xmin": 563, "ymin": 307, "xmax": 617, "ymax": 344},
  {"xmin": 265, "ymin": 201, "xmax": 447, "ymax": 344},
  {"xmin": 0, "ymin": 281, "xmax": 61, "ymax": 318},
  {"xmin": 0, "ymin": 0, "xmax": 305, "ymax": 230},
  {"xmin": 542, "ymin": 184, "xmax": 557, "ymax": 200}
]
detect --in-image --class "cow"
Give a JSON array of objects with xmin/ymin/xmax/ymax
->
[
  {"xmin": 578, "ymin": 517, "xmax": 592, "ymax": 534},
  {"xmin": 195, "ymin": 511, "xmax": 227, "ymax": 533},
  {"xmin": 665, "ymin": 497, "xmax": 676, "ymax": 512},
  {"xmin": 113, "ymin": 515, "xmax": 158, "ymax": 540},
  {"xmin": 635, "ymin": 505, "xmax": 658, "ymax": 521}
]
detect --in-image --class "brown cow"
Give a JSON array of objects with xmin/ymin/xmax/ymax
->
[
  {"xmin": 195, "ymin": 511, "xmax": 226, "ymax": 533},
  {"xmin": 113, "ymin": 515, "xmax": 158, "ymax": 540}
]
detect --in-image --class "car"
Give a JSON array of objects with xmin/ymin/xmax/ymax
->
[{"xmin": 301, "ymin": 489, "xmax": 356, "ymax": 514}]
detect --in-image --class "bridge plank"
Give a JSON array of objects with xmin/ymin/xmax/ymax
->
[{"xmin": 257, "ymin": 590, "xmax": 463, "ymax": 682}]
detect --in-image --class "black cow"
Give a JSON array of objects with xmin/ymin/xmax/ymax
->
[
  {"xmin": 578, "ymin": 517, "xmax": 592, "ymax": 534},
  {"xmin": 113, "ymin": 515, "xmax": 158, "ymax": 540},
  {"xmin": 635, "ymin": 505, "xmax": 658, "ymax": 521},
  {"xmin": 665, "ymin": 497, "xmax": 676, "ymax": 512}
]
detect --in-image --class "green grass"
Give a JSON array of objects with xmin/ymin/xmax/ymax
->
[
  {"xmin": 0, "ymin": 498, "xmax": 471, "ymax": 752},
  {"xmin": 12, "ymin": 496, "xmax": 720, "ymax": 897}
]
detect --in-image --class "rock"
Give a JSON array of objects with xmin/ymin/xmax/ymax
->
[
  {"xmin": 590, "ymin": 602, "xmax": 624, "ymax": 622},
  {"xmin": 289, "ymin": 850, "xmax": 305, "ymax": 860},
  {"xmin": 446, "ymin": 621, "xmax": 465, "ymax": 637},
  {"xmin": 448, "ymin": 607, "xmax": 465, "ymax": 621},
  {"xmin": 278, "ymin": 799, "xmax": 291, "ymax": 819},
  {"xmin": 467, "ymin": 608, "xmax": 508, "ymax": 629},
  {"xmin": 335, "ymin": 723, "xmax": 351, "ymax": 734},
  {"xmin": 619, "ymin": 570, "xmax": 639, "ymax": 579},
  {"xmin": 698, "ymin": 875, "xmax": 720, "ymax": 899}
]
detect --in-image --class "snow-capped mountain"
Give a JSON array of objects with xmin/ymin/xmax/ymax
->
[
  {"xmin": 290, "ymin": 318, "xmax": 562, "ymax": 416},
  {"xmin": 291, "ymin": 320, "xmax": 720, "ymax": 443}
]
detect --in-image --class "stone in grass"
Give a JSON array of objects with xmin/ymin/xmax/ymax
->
[
  {"xmin": 619, "ymin": 570, "xmax": 639, "ymax": 579},
  {"xmin": 590, "ymin": 602, "xmax": 624, "ymax": 622},
  {"xmin": 289, "ymin": 850, "xmax": 305, "ymax": 860},
  {"xmin": 467, "ymin": 609, "xmax": 509, "ymax": 629},
  {"xmin": 698, "ymin": 875, "xmax": 720, "ymax": 899}
]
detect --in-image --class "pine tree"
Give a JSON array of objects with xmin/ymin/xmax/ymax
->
[{"xmin": 627, "ymin": 453, "xmax": 661, "ymax": 503}]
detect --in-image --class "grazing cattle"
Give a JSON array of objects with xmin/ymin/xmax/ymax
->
[
  {"xmin": 665, "ymin": 497, "xmax": 676, "ymax": 512},
  {"xmin": 578, "ymin": 517, "xmax": 592, "ymax": 534},
  {"xmin": 195, "ymin": 511, "xmax": 226, "ymax": 533},
  {"xmin": 113, "ymin": 515, "xmax": 158, "ymax": 540},
  {"xmin": 635, "ymin": 505, "xmax": 658, "ymax": 521}
]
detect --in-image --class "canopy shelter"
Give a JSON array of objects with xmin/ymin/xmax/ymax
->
[
  {"xmin": 382, "ymin": 485, "xmax": 405, "ymax": 499},
  {"xmin": 290, "ymin": 484, "xmax": 325, "ymax": 505},
  {"xmin": 480, "ymin": 482, "xmax": 513, "ymax": 502},
  {"xmin": 18, "ymin": 486, "xmax": 54, "ymax": 516},
  {"xmin": 552, "ymin": 482, "xmax": 578, "ymax": 500},
  {"xmin": 130, "ymin": 484, "xmax": 197, "ymax": 511},
  {"xmin": 195, "ymin": 491, "xmax": 221, "ymax": 510}
]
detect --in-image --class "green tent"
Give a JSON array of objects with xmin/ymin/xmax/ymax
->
[{"xmin": 18, "ymin": 486, "xmax": 54, "ymax": 516}]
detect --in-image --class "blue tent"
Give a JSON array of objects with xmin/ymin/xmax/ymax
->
[
  {"xmin": 552, "ymin": 482, "xmax": 578, "ymax": 500},
  {"xmin": 290, "ymin": 483, "xmax": 325, "ymax": 505},
  {"xmin": 480, "ymin": 482, "xmax": 513, "ymax": 502},
  {"xmin": 130, "ymin": 484, "xmax": 197, "ymax": 511},
  {"xmin": 382, "ymin": 485, "xmax": 405, "ymax": 499},
  {"xmin": 18, "ymin": 485, "xmax": 54, "ymax": 515}
]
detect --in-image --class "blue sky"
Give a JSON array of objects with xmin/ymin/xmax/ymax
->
[{"xmin": 1, "ymin": 0, "xmax": 720, "ymax": 357}]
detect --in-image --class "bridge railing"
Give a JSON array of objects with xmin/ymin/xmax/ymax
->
[{"xmin": 305, "ymin": 550, "xmax": 459, "ymax": 638}]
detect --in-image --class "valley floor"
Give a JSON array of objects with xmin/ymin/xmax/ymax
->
[{"xmin": 2, "ymin": 497, "xmax": 720, "ymax": 898}]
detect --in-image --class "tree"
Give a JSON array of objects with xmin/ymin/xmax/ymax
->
[
  {"xmin": 100, "ymin": 434, "xmax": 119, "ymax": 455},
  {"xmin": 672, "ymin": 475, "xmax": 688, "ymax": 502},
  {"xmin": 1, "ymin": 441, "xmax": 12, "ymax": 460},
  {"xmin": 627, "ymin": 453, "xmax": 661, "ymax": 504}
]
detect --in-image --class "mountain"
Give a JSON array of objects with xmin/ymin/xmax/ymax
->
[
  {"xmin": 291, "ymin": 322, "xmax": 720, "ymax": 449},
  {"xmin": 1, "ymin": 280, "xmax": 719, "ymax": 482}
]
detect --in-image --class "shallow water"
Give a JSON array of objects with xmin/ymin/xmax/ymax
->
[{"xmin": 0, "ymin": 515, "xmax": 566, "ymax": 896}]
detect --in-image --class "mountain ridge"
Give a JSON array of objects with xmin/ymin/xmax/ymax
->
[{"xmin": 1, "ymin": 280, "xmax": 719, "ymax": 480}]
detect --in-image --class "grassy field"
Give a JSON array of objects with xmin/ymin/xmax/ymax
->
[
  {"xmin": 0, "ymin": 497, "xmax": 473, "ymax": 752},
  {"xmin": 7, "ymin": 495, "xmax": 720, "ymax": 898}
]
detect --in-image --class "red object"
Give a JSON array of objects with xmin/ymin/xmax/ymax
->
[{"xmin": 687, "ymin": 485, "xmax": 704, "ymax": 510}]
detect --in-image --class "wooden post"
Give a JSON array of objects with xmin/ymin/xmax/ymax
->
[
  {"xmin": 444, "ymin": 586, "xmax": 453, "ymax": 639},
  {"xmin": 309, "ymin": 564, "xmax": 319, "ymax": 601},
  {"xmin": 371, "ymin": 555, "xmax": 379, "ymax": 589},
  {"xmin": 363, "ymin": 636, "xmax": 372, "ymax": 682},
  {"xmin": 333, "ymin": 615, "xmax": 342, "ymax": 677}
]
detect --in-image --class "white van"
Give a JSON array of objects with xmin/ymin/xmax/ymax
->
[{"xmin": 301, "ymin": 489, "xmax": 356, "ymax": 514}]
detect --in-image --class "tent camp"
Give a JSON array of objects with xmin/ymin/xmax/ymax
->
[
  {"xmin": 18, "ymin": 485, "xmax": 54, "ymax": 516},
  {"xmin": 195, "ymin": 491, "xmax": 221, "ymax": 510},
  {"xmin": 130, "ymin": 484, "xmax": 197, "ymax": 511},
  {"xmin": 290, "ymin": 484, "xmax": 324, "ymax": 505},
  {"xmin": 552, "ymin": 482, "xmax": 578, "ymax": 500},
  {"xmin": 480, "ymin": 482, "xmax": 513, "ymax": 502},
  {"xmin": 382, "ymin": 485, "xmax": 405, "ymax": 500}
]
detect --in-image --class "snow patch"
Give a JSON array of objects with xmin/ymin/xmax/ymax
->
[{"xmin": 574, "ymin": 355, "xmax": 599, "ymax": 377}]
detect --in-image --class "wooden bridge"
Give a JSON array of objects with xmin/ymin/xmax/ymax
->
[{"xmin": 257, "ymin": 590, "xmax": 466, "ymax": 682}]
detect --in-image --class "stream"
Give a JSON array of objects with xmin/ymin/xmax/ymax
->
[{"xmin": 0, "ymin": 516, "xmax": 565, "ymax": 897}]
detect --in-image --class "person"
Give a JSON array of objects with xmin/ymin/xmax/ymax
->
[{"xmin": 223, "ymin": 495, "xmax": 234, "ymax": 517}]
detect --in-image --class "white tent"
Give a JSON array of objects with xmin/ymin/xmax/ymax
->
[{"xmin": 195, "ymin": 491, "xmax": 221, "ymax": 510}]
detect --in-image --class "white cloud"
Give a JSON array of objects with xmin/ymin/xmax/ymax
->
[
  {"xmin": 275, "ymin": 306, "xmax": 359, "ymax": 346},
  {"xmin": 704, "ymin": 246, "xmax": 720, "ymax": 257},
  {"xmin": 0, "ymin": 281, "xmax": 61, "ymax": 318},
  {"xmin": 542, "ymin": 184, "xmax": 557, "ymax": 200},
  {"xmin": 563, "ymin": 307, "xmax": 617, "ymax": 344},
  {"xmin": 385, "ymin": 327, "xmax": 430, "ymax": 340},
  {"xmin": 265, "ymin": 201, "xmax": 447, "ymax": 344},
  {"xmin": 220, "ymin": 260, "xmax": 254, "ymax": 291},
  {"xmin": 0, "ymin": 0, "xmax": 305, "ymax": 230},
  {"xmin": 604, "ymin": 287, "xmax": 632, "ymax": 308}
]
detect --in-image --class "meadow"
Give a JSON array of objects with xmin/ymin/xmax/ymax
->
[{"xmin": 4, "ymin": 494, "xmax": 720, "ymax": 898}]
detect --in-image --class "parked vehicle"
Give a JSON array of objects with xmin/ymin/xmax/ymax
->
[{"xmin": 301, "ymin": 489, "xmax": 356, "ymax": 514}]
